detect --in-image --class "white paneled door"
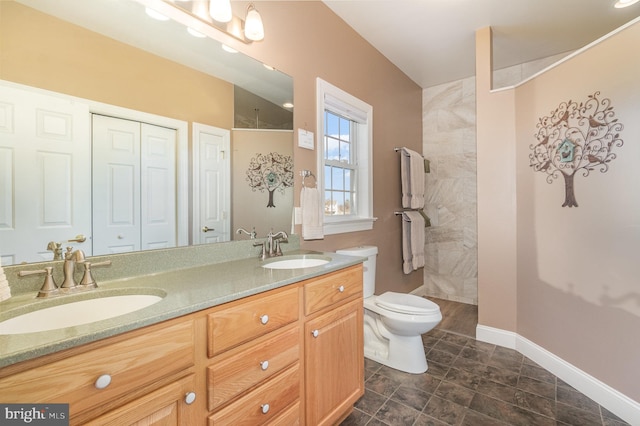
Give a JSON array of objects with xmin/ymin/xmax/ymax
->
[
  {"xmin": 0, "ymin": 84, "xmax": 91, "ymax": 265},
  {"xmin": 92, "ymin": 115, "xmax": 176, "ymax": 255},
  {"xmin": 192, "ymin": 123, "xmax": 230, "ymax": 244}
]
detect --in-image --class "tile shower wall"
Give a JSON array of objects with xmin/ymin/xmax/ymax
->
[
  {"xmin": 422, "ymin": 78, "xmax": 478, "ymax": 304},
  {"xmin": 421, "ymin": 53, "xmax": 571, "ymax": 305}
]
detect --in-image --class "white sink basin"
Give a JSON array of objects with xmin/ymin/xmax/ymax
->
[
  {"xmin": 0, "ymin": 294, "xmax": 164, "ymax": 335},
  {"xmin": 262, "ymin": 255, "xmax": 331, "ymax": 270}
]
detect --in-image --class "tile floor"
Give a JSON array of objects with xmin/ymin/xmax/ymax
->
[{"xmin": 341, "ymin": 298, "xmax": 630, "ymax": 426}]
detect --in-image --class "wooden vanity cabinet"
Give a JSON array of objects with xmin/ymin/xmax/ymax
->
[
  {"xmin": 85, "ymin": 374, "xmax": 198, "ymax": 425},
  {"xmin": 205, "ymin": 286, "xmax": 301, "ymax": 425},
  {"xmin": 303, "ymin": 266, "xmax": 364, "ymax": 426},
  {"xmin": 204, "ymin": 264, "xmax": 364, "ymax": 426},
  {"xmin": 0, "ymin": 317, "xmax": 196, "ymax": 425},
  {"xmin": 0, "ymin": 263, "xmax": 364, "ymax": 425}
]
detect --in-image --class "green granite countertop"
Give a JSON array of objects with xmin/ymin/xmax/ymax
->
[{"xmin": 0, "ymin": 250, "xmax": 363, "ymax": 368}]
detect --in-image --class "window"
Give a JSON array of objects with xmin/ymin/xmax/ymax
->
[{"xmin": 316, "ymin": 78, "xmax": 375, "ymax": 234}]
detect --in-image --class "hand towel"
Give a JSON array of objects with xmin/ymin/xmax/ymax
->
[
  {"xmin": 0, "ymin": 257, "xmax": 10, "ymax": 302},
  {"xmin": 400, "ymin": 147, "xmax": 425, "ymax": 209},
  {"xmin": 401, "ymin": 211, "xmax": 425, "ymax": 274},
  {"xmin": 301, "ymin": 186, "xmax": 324, "ymax": 240}
]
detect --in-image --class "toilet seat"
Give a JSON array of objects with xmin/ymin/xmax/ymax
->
[{"xmin": 375, "ymin": 292, "xmax": 440, "ymax": 315}]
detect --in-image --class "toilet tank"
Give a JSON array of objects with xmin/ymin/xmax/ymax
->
[{"xmin": 336, "ymin": 246, "xmax": 378, "ymax": 298}]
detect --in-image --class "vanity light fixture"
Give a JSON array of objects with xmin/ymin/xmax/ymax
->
[
  {"xmin": 614, "ymin": 0, "xmax": 639, "ymax": 7},
  {"xmin": 209, "ymin": 0, "xmax": 232, "ymax": 23},
  {"xmin": 167, "ymin": 0, "xmax": 265, "ymax": 43},
  {"xmin": 244, "ymin": 3, "xmax": 264, "ymax": 41}
]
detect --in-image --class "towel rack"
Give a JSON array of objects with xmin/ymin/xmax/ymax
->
[
  {"xmin": 300, "ymin": 170, "xmax": 317, "ymax": 188},
  {"xmin": 394, "ymin": 147, "xmax": 430, "ymax": 173},
  {"xmin": 395, "ymin": 209, "xmax": 431, "ymax": 227}
]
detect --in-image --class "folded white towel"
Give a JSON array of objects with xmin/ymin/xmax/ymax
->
[
  {"xmin": 401, "ymin": 211, "xmax": 425, "ymax": 274},
  {"xmin": 0, "ymin": 260, "xmax": 10, "ymax": 301},
  {"xmin": 400, "ymin": 147, "xmax": 425, "ymax": 209},
  {"xmin": 301, "ymin": 187, "xmax": 324, "ymax": 240}
]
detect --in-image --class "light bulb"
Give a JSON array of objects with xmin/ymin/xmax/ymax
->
[
  {"xmin": 209, "ymin": 0, "xmax": 232, "ymax": 23},
  {"xmin": 244, "ymin": 4, "xmax": 264, "ymax": 41}
]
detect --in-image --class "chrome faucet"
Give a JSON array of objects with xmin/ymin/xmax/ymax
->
[
  {"xmin": 268, "ymin": 231, "xmax": 288, "ymax": 257},
  {"xmin": 18, "ymin": 249, "xmax": 111, "ymax": 298},
  {"xmin": 253, "ymin": 230, "xmax": 288, "ymax": 260},
  {"xmin": 236, "ymin": 227, "xmax": 257, "ymax": 239}
]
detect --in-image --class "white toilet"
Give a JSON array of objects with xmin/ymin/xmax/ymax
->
[{"xmin": 336, "ymin": 246, "xmax": 442, "ymax": 374}]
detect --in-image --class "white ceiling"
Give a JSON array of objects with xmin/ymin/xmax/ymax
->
[{"xmin": 323, "ymin": 0, "xmax": 640, "ymax": 88}]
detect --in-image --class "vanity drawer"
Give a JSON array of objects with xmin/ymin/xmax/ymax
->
[
  {"xmin": 207, "ymin": 326, "xmax": 299, "ymax": 411},
  {"xmin": 207, "ymin": 287, "xmax": 298, "ymax": 357},
  {"xmin": 304, "ymin": 265, "xmax": 362, "ymax": 315},
  {"xmin": 208, "ymin": 364, "xmax": 300, "ymax": 426},
  {"xmin": 0, "ymin": 318, "xmax": 194, "ymax": 417}
]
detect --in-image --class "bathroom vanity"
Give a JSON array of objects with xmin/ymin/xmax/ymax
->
[{"xmin": 0, "ymin": 250, "xmax": 364, "ymax": 425}]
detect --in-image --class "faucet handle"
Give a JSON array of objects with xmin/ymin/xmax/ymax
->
[
  {"xmin": 18, "ymin": 267, "xmax": 58, "ymax": 298},
  {"xmin": 79, "ymin": 260, "xmax": 111, "ymax": 288},
  {"xmin": 253, "ymin": 241, "xmax": 267, "ymax": 260}
]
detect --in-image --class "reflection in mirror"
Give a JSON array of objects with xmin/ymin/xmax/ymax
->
[{"xmin": 0, "ymin": 0, "xmax": 293, "ymax": 266}]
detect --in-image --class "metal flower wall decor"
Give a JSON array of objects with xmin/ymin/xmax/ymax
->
[
  {"xmin": 246, "ymin": 152, "xmax": 294, "ymax": 207},
  {"xmin": 529, "ymin": 92, "xmax": 624, "ymax": 207}
]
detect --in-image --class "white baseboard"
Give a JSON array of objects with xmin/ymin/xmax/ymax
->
[
  {"xmin": 476, "ymin": 324, "xmax": 640, "ymax": 425},
  {"xmin": 476, "ymin": 324, "xmax": 517, "ymax": 349}
]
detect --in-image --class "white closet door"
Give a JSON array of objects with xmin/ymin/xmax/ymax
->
[
  {"xmin": 92, "ymin": 115, "xmax": 141, "ymax": 255},
  {"xmin": 140, "ymin": 123, "xmax": 176, "ymax": 250},
  {"xmin": 0, "ymin": 83, "xmax": 91, "ymax": 265},
  {"xmin": 193, "ymin": 123, "xmax": 230, "ymax": 245}
]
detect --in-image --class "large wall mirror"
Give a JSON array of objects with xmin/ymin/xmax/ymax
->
[{"xmin": 0, "ymin": 0, "xmax": 294, "ymax": 266}]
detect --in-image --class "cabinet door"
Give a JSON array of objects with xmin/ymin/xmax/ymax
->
[
  {"xmin": 305, "ymin": 299, "xmax": 364, "ymax": 426},
  {"xmin": 86, "ymin": 375, "xmax": 197, "ymax": 426}
]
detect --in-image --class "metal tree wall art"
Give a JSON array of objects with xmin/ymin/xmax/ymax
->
[
  {"xmin": 529, "ymin": 92, "xmax": 624, "ymax": 207},
  {"xmin": 246, "ymin": 152, "xmax": 294, "ymax": 207}
]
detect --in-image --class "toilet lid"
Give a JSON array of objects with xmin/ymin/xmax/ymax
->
[{"xmin": 375, "ymin": 292, "xmax": 440, "ymax": 315}]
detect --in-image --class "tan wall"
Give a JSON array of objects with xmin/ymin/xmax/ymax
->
[
  {"xmin": 232, "ymin": 130, "xmax": 293, "ymax": 237},
  {"xmin": 475, "ymin": 28, "xmax": 518, "ymax": 332},
  {"xmin": 221, "ymin": 2, "xmax": 424, "ymax": 294},
  {"xmin": 515, "ymin": 22, "xmax": 640, "ymax": 401},
  {"xmin": 477, "ymin": 21, "xmax": 640, "ymax": 400}
]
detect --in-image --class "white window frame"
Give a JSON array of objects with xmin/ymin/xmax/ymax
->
[{"xmin": 316, "ymin": 78, "xmax": 375, "ymax": 235}]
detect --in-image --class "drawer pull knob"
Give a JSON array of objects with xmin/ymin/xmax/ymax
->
[
  {"xmin": 260, "ymin": 314, "xmax": 269, "ymax": 325},
  {"xmin": 312, "ymin": 329, "xmax": 319, "ymax": 338},
  {"xmin": 184, "ymin": 392, "xmax": 196, "ymax": 405},
  {"xmin": 260, "ymin": 360, "xmax": 269, "ymax": 370},
  {"xmin": 338, "ymin": 285, "xmax": 345, "ymax": 292},
  {"xmin": 261, "ymin": 404, "xmax": 270, "ymax": 414},
  {"xmin": 94, "ymin": 374, "xmax": 112, "ymax": 389}
]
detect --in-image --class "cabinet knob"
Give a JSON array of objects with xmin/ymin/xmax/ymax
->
[
  {"xmin": 94, "ymin": 374, "xmax": 112, "ymax": 389},
  {"xmin": 311, "ymin": 329, "xmax": 319, "ymax": 338},
  {"xmin": 260, "ymin": 314, "xmax": 269, "ymax": 325},
  {"xmin": 261, "ymin": 404, "xmax": 270, "ymax": 414},
  {"xmin": 338, "ymin": 285, "xmax": 345, "ymax": 293},
  {"xmin": 260, "ymin": 360, "xmax": 269, "ymax": 371},
  {"xmin": 184, "ymin": 392, "xmax": 196, "ymax": 405}
]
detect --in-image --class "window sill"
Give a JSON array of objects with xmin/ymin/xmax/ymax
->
[{"xmin": 323, "ymin": 216, "xmax": 377, "ymax": 235}]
